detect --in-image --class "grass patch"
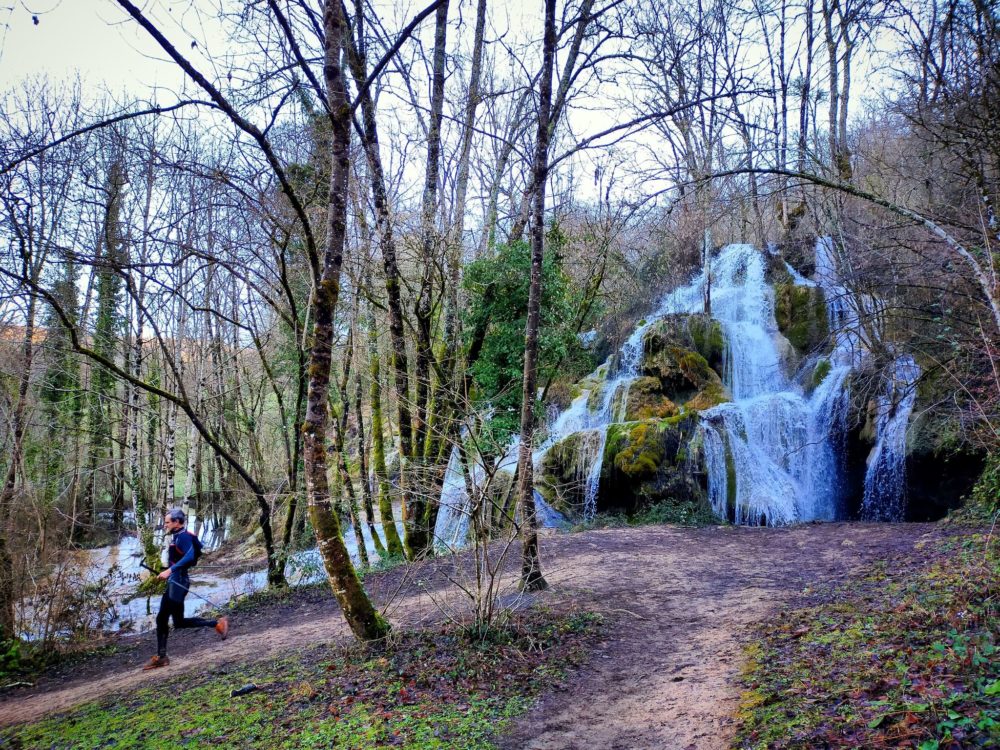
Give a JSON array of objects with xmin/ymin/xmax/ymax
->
[
  {"xmin": 735, "ymin": 529, "xmax": 999, "ymax": 749},
  {"xmin": 574, "ymin": 499, "xmax": 719, "ymax": 530},
  {"xmin": 2, "ymin": 609, "xmax": 603, "ymax": 749}
]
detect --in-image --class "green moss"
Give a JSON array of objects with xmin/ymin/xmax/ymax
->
[
  {"xmin": 599, "ymin": 416, "xmax": 715, "ymax": 520},
  {"xmin": 811, "ymin": 358, "xmax": 831, "ymax": 390},
  {"xmin": 969, "ymin": 452, "xmax": 1000, "ymax": 516},
  {"xmin": 623, "ymin": 377, "xmax": 679, "ymax": 421},
  {"xmin": 774, "ymin": 284, "xmax": 828, "ymax": 353},
  {"xmin": 684, "ymin": 381, "xmax": 729, "ymax": 411},
  {"xmin": 686, "ymin": 316, "xmax": 725, "ymax": 368},
  {"xmin": 586, "ymin": 382, "xmax": 607, "ymax": 412},
  {"xmin": 613, "ymin": 422, "xmax": 664, "ymax": 479},
  {"xmin": 640, "ymin": 314, "xmax": 727, "ymax": 389},
  {"xmin": 676, "ymin": 350, "xmax": 713, "ymax": 385}
]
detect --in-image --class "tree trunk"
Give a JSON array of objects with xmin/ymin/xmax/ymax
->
[
  {"xmin": 515, "ymin": 0, "xmax": 558, "ymax": 593},
  {"xmin": 301, "ymin": 0, "xmax": 389, "ymax": 642},
  {"xmin": 344, "ymin": 17, "xmax": 417, "ymax": 560},
  {"xmin": 355, "ymin": 370, "xmax": 385, "ymax": 555},
  {"xmin": 368, "ymin": 313, "xmax": 405, "ymax": 557},
  {"xmin": 408, "ymin": 0, "xmax": 451, "ymax": 559}
]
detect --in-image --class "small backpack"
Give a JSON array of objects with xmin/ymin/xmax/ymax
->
[{"xmin": 178, "ymin": 530, "xmax": 204, "ymax": 567}]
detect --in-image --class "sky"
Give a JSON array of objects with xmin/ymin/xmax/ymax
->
[
  {"xmin": 1, "ymin": 1, "xmax": 193, "ymax": 90},
  {"xmin": 0, "ymin": 0, "xmax": 543, "ymax": 91},
  {"xmin": 0, "ymin": 0, "xmax": 906, "ymax": 216}
]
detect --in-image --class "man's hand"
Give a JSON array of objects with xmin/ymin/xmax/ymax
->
[{"xmin": 158, "ymin": 568, "xmax": 171, "ymax": 581}]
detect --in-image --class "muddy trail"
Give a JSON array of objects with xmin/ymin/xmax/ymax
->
[{"xmin": 0, "ymin": 522, "xmax": 935, "ymax": 747}]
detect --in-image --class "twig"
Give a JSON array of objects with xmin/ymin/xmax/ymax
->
[{"xmin": 1, "ymin": 681, "xmax": 34, "ymax": 690}]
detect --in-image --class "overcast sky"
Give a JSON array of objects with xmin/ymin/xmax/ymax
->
[{"xmin": 1, "ymin": 1, "xmax": 194, "ymax": 90}]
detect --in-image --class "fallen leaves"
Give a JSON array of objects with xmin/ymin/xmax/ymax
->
[{"xmin": 734, "ymin": 530, "xmax": 1000, "ymax": 749}]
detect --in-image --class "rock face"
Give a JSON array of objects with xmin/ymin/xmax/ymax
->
[
  {"xmin": 774, "ymin": 283, "xmax": 828, "ymax": 353},
  {"xmin": 639, "ymin": 315, "xmax": 729, "ymax": 412},
  {"xmin": 536, "ymin": 312, "xmax": 728, "ymax": 519},
  {"xmin": 642, "ymin": 314, "xmax": 725, "ymax": 376},
  {"xmin": 598, "ymin": 416, "xmax": 709, "ymax": 515},
  {"xmin": 842, "ymin": 366, "xmax": 987, "ymax": 521},
  {"xmin": 623, "ymin": 377, "xmax": 679, "ymax": 421}
]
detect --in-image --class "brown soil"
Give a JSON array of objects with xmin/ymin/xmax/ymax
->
[{"xmin": 0, "ymin": 522, "xmax": 936, "ymax": 748}]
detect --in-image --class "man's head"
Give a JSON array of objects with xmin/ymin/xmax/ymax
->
[{"xmin": 164, "ymin": 508, "xmax": 186, "ymax": 533}]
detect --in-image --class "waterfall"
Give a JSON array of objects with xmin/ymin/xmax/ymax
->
[
  {"xmin": 434, "ymin": 447, "xmax": 473, "ymax": 550},
  {"xmin": 455, "ymin": 238, "xmax": 921, "ymax": 529},
  {"xmin": 534, "ymin": 254, "xmax": 714, "ymax": 519},
  {"xmin": 696, "ymin": 243, "xmax": 859, "ymax": 524},
  {"xmin": 861, "ymin": 354, "xmax": 920, "ymax": 521}
]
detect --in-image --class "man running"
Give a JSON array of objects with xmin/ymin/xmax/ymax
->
[{"xmin": 143, "ymin": 508, "xmax": 229, "ymax": 670}]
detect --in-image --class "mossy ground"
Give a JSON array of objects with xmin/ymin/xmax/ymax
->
[
  {"xmin": 735, "ymin": 529, "xmax": 999, "ymax": 749},
  {"xmin": 2, "ymin": 609, "xmax": 603, "ymax": 750}
]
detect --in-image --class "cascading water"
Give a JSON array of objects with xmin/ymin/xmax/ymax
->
[
  {"xmin": 443, "ymin": 237, "xmax": 921, "ymax": 533},
  {"xmin": 694, "ymin": 243, "xmax": 861, "ymax": 524},
  {"xmin": 860, "ymin": 354, "xmax": 920, "ymax": 521},
  {"xmin": 815, "ymin": 237, "xmax": 920, "ymax": 521},
  {"xmin": 534, "ymin": 256, "xmax": 713, "ymax": 519}
]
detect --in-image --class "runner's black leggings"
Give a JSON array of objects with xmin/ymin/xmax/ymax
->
[{"xmin": 156, "ymin": 593, "xmax": 217, "ymax": 657}]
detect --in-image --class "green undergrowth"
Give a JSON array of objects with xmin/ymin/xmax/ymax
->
[
  {"xmin": 574, "ymin": 499, "xmax": 720, "ymax": 530},
  {"xmin": 2, "ymin": 609, "xmax": 603, "ymax": 750},
  {"xmin": 735, "ymin": 530, "xmax": 1000, "ymax": 749}
]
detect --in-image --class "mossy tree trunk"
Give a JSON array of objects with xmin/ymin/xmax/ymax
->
[
  {"xmin": 355, "ymin": 369, "xmax": 386, "ymax": 556},
  {"xmin": 368, "ymin": 312, "xmax": 405, "ymax": 557},
  {"xmin": 343, "ymin": 19, "xmax": 417, "ymax": 562},
  {"xmin": 408, "ymin": 0, "xmax": 450, "ymax": 560},
  {"xmin": 300, "ymin": 0, "xmax": 389, "ymax": 642}
]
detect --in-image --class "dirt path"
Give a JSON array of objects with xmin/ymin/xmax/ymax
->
[{"xmin": 0, "ymin": 522, "xmax": 935, "ymax": 747}]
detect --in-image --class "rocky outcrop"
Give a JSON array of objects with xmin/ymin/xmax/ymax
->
[
  {"xmin": 774, "ymin": 284, "xmax": 828, "ymax": 353},
  {"xmin": 841, "ymin": 366, "xmax": 987, "ymax": 521},
  {"xmin": 642, "ymin": 314, "xmax": 725, "ymax": 375},
  {"xmin": 623, "ymin": 377, "xmax": 678, "ymax": 421},
  {"xmin": 598, "ymin": 416, "xmax": 709, "ymax": 515},
  {"xmin": 535, "ymin": 312, "xmax": 731, "ymax": 520},
  {"xmin": 639, "ymin": 315, "xmax": 729, "ymax": 412}
]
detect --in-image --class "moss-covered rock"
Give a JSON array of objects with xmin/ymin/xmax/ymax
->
[
  {"xmin": 685, "ymin": 380, "xmax": 729, "ymax": 411},
  {"xmin": 642, "ymin": 340, "xmax": 723, "ymax": 402},
  {"xmin": 642, "ymin": 314, "xmax": 726, "ymax": 375},
  {"xmin": 686, "ymin": 315, "xmax": 726, "ymax": 372},
  {"xmin": 774, "ymin": 283, "xmax": 828, "ymax": 353},
  {"xmin": 764, "ymin": 249, "xmax": 794, "ymax": 285},
  {"xmin": 623, "ymin": 377, "xmax": 679, "ymax": 421},
  {"xmin": 811, "ymin": 358, "xmax": 832, "ymax": 390},
  {"xmin": 635, "ymin": 314, "xmax": 732, "ymax": 413},
  {"xmin": 586, "ymin": 382, "xmax": 607, "ymax": 412},
  {"xmin": 598, "ymin": 416, "xmax": 712, "ymax": 517},
  {"xmin": 605, "ymin": 420, "xmax": 666, "ymax": 480}
]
